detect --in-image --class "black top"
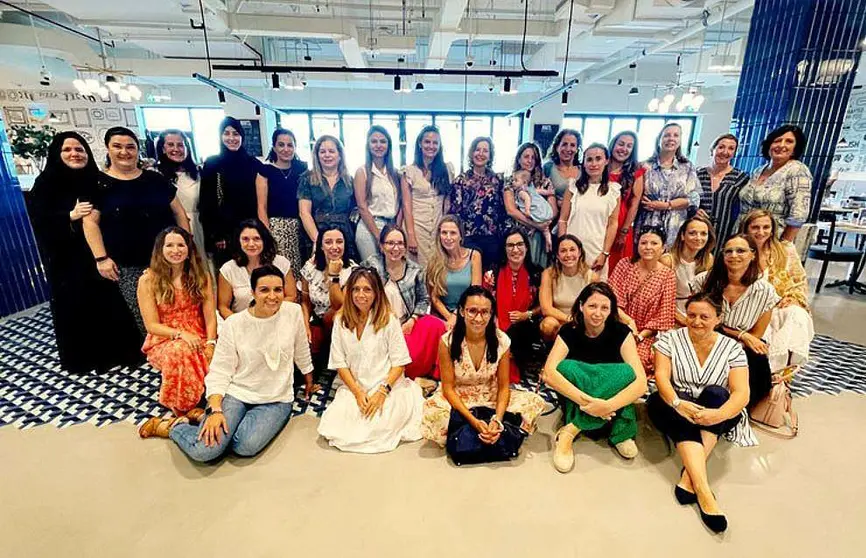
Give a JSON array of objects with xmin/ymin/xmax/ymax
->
[
  {"xmin": 557, "ymin": 321, "xmax": 631, "ymax": 364},
  {"xmin": 259, "ymin": 159, "xmax": 308, "ymax": 219},
  {"xmin": 198, "ymin": 151, "xmax": 263, "ymax": 251},
  {"xmin": 296, "ymin": 170, "xmax": 356, "ymax": 225},
  {"xmin": 93, "ymin": 170, "xmax": 177, "ymax": 267}
]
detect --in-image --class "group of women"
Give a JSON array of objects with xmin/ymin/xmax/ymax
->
[{"xmin": 27, "ymin": 116, "xmax": 817, "ymax": 535}]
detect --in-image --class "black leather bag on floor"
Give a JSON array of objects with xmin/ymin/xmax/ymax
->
[{"xmin": 446, "ymin": 406, "xmax": 527, "ymax": 466}]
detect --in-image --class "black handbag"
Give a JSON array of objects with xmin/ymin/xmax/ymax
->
[{"xmin": 445, "ymin": 406, "xmax": 527, "ymax": 466}]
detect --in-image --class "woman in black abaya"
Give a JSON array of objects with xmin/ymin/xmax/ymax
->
[{"xmin": 27, "ymin": 132, "xmax": 142, "ymax": 373}]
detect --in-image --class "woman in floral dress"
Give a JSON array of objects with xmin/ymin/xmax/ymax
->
[
  {"xmin": 422, "ymin": 286, "xmax": 545, "ymax": 448},
  {"xmin": 137, "ymin": 227, "xmax": 217, "ymax": 420}
]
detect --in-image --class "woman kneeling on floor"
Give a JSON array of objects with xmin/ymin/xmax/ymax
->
[
  {"xmin": 421, "ymin": 286, "xmax": 545, "ymax": 450},
  {"xmin": 647, "ymin": 292, "xmax": 756, "ymax": 534},
  {"xmin": 138, "ymin": 227, "xmax": 216, "ymax": 424},
  {"xmin": 150, "ymin": 265, "xmax": 314, "ymax": 459},
  {"xmin": 541, "ymin": 282, "xmax": 647, "ymax": 472},
  {"xmin": 317, "ymin": 267, "xmax": 424, "ymax": 453}
]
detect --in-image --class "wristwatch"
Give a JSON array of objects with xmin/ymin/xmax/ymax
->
[
  {"xmin": 95, "ymin": 255, "xmax": 109, "ymax": 263},
  {"xmin": 330, "ymin": 276, "xmax": 340, "ymax": 284},
  {"xmin": 205, "ymin": 407, "xmax": 223, "ymax": 416},
  {"xmin": 671, "ymin": 397, "xmax": 681, "ymax": 409}
]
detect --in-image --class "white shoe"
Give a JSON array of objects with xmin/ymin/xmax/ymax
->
[
  {"xmin": 614, "ymin": 439, "xmax": 639, "ymax": 459},
  {"xmin": 553, "ymin": 425, "xmax": 579, "ymax": 473}
]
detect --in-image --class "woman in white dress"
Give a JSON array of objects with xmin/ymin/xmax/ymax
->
[
  {"xmin": 660, "ymin": 215, "xmax": 716, "ymax": 326},
  {"xmin": 557, "ymin": 143, "xmax": 620, "ymax": 278},
  {"xmin": 155, "ymin": 130, "xmax": 205, "ymax": 252},
  {"xmin": 401, "ymin": 125, "xmax": 455, "ymax": 267},
  {"xmin": 318, "ymin": 267, "xmax": 424, "ymax": 453},
  {"xmin": 739, "ymin": 209, "xmax": 813, "ymax": 371},
  {"xmin": 648, "ymin": 292, "xmax": 756, "ymax": 534},
  {"xmin": 217, "ymin": 219, "xmax": 296, "ymax": 319}
]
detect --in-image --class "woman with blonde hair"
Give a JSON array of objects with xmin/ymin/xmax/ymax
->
[
  {"xmin": 137, "ymin": 227, "xmax": 217, "ymax": 436},
  {"xmin": 317, "ymin": 267, "xmax": 424, "ymax": 453},
  {"xmin": 427, "ymin": 215, "xmax": 483, "ymax": 329},
  {"xmin": 660, "ymin": 215, "xmax": 716, "ymax": 326},
  {"xmin": 298, "ymin": 134, "xmax": 359, "ymax": 261},
  {"xmin": 740, "ymin": 209, "xmax": 813, "ymax": 370}
]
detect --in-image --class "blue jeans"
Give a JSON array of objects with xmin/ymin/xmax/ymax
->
[
  {"xmin": 169, "ymin": 394, "xmax": 293, "ymax": 462},
  {"xmin": 355, "ymin": 216, "xmax": 396, "ymax": 262}
]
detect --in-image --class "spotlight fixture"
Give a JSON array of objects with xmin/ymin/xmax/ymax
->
[
  {"xmin": 525, "ymin": 107, "xmax": 532, "ymax": 119},
  {"xmin": 39, "ymin": 69, "xmax": 51, "ymax": 87},
  {"xmin": 415, "ymin": 82, "xmax": 424, "ymax": 91},
  {"xmin": 397, "ymin": 56, "xmax": 406, "ymax": 63},
  {"xmin": 218, "ymin": 89, "xmax": 226, "ymax": 104},
  {"xmin": 617, "ymin": 78, "xmax": 623, "ymax": 85},
  {"xmin": 501, "ymin": 77, "xmax": 513, "ymax": 95},
  {"xmin": 465, "ymin": 55, "xmax": 475, "ymax": 68},
  {"xmin": 254, "ymin": 105, "xmax": 261, "ymax": 116},
  {"xmin": 393, "ymin": 75, "xmax": 401, "ymax": 92},
  {"xmin": 561, "ymin": 90, "xmax": 569, "ymax": 106},
  {"xmin": 628, "ymin": 86, "xmax": 639, "ymax": 96},
  {"xmin": 271, "ymin": 72, "xmax": 280, "ymax": 89}
]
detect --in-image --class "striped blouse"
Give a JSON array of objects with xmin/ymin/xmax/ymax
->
[
  {"xmin": 696, "ymin": 166, "xmax": 749, "ymax": 250},
  {"xmin": 692, "ymin": 272, "xmax": 781, "ymax": 331},
  {"xmin": 654, "ymin": 328, "xmax": 758, "ymax": 446}
]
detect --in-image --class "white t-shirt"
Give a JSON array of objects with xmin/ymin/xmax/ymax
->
[
  {"xmin": 565, "ymin": 181, "xmax": 621, "ymax": 275},
  {"xmin": 220, "ymin": 255, "xmax": 292, "ymax": 313},
  {"xmin": 358, "ymin": 164, "xmax": 399, "ymax": 219}
]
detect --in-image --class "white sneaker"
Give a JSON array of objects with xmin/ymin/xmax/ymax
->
[
  {"xmin": 553, "ymin": 425, "xmax": 579, "ymax": 473},
  {"xmin": 614, "ymin": 439, "xmax": 639, "ymax": 459}
]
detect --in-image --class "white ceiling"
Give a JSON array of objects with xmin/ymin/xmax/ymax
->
[{"xmin": 0, "ymin": 0, "xmax": 753, "ymax": 95}]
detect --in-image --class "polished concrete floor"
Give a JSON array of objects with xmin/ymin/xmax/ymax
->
[{"xmin": 1, "ymin": 261, "xmax": 865, "ymax": 557}]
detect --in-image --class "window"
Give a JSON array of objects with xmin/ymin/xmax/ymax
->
[
  {"xmin": 189, "ymin": 108, "xmax": 227, "ymax": 161},
  {"xmin": 637, "ymin": 118, "xmax": 665, "ymax": 160},
  {"xmin": 561, "ymin": 117, "xmax": 583, "ymax": 135},
  {"xmin": 610, "ymin": 118, "xmax": 639, "ymax": 141},
  {"xmin": 435, "ymin": 115, "xmax": 463, "ymax": 174},
  {"xmin": 311, "ymin": 113, "xmax": 340, "ymax": 140},
  {"xmin": 492, "ymin": 116, "xmax": 521, "ymax": 173},
  {"xmin": 141, "ymin": 106, "xmax": 224, "ymax": 162},
  {"xmin": 341, "ymin": 114, "xmax": 370, "ymax": 173},
  {"xmin": 562, "ymin": 113, "xmax": 698, "ymax": 161},
  {"xmin": 280, "ymin": 113, "xmax": 313, "ymax": 163},
  {"xmin": 582, "ymin": 117, "xmax": 611, "ymax": 148}
]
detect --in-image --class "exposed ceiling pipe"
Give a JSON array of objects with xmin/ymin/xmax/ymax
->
[
  {"xmin": 583, "ymin": 0, "xmax": 754, "ymax": 83},
  {"xmin": 210, "ymin": 63, "xmax": 558, "ymax": 78}
]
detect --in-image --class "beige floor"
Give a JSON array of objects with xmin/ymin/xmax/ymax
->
[{"xmin": 1, "ymin": 259, "xmax": 865, "ymax": 557}]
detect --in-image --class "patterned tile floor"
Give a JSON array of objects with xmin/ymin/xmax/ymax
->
[{"xmin": 1, "ymin": 306, "xmax": 864, "ymax": 429}]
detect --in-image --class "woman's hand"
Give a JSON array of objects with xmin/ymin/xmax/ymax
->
[
  {"xmin": 590, "ymin": 253, "xmax": 608, "ymax": 272},
  {"xmin": 327, "ymin": 259, "xmax": 344, "ymax": 277},
  {"xmin": 354, "ymin": 390, "xmax": 370, "ymax": 414},
  {"xmin": 407, "ymin": 233, "xmax": 418, "ymax": 255},
  {"xmin": 198, "ymin": 412, "xmax": 229, "ymax": 448},
  {"xmin": 696, "ymin": 208, "xmax": 710, "ymax": 220},
  {"xmin": 178, "ymin": 331, "xmax": 203, "ymax": 350},
  {"xmin": 203, "ymin": 344, "xmax": 215, "ymax": 363},
  {"xmin": 693, "ymin": 408, "xmax": 723, "ymax": 426},
  {"xmin": 305, "ymin": 323, "xmax": 313, "ymax": 345},
  {"xmin": 613, "ymin": 230, "xmax": 627, "ymax": 249},
  {"xmin": 675, "ymin": 401, "xmax": 704, "ymax": 423},
  {"xmin": 580, "ymin": 397, "xmax": 615, "ymax": 420},
  {"xmin": 641, "ymin": 196, "xmax": 667, "ymax": 211},
  {"xmin": 402, "ymin": 317, "xmax": 417, "ymax": 335},
  {"xmin": 69, "ymin": 199, "xmax": 93, "ymax": 221},
  {"xmin": 509, "ymin": 310, "xmax": 531, "ymax": 324},
  {"xmin": 741, "ymin": 332, "xmax": 769, "ymax": 355},
  {"xmin": 624, "ymin": 318, "xmax": 639, "ymax": 336},
  {"xmin": 446, "ymin": 313, "xmax": 457, "ymax": 331},
  {"xmin": 96, "ymin": 257, "xmax": 119, "ymax": 281},
  {"xmin": 364, "ymin": 391, "xmax": 386, "ymax": 419},
  {"xmin": 304, "ymin": 379, "xmax": 320, "ymax": 400}
]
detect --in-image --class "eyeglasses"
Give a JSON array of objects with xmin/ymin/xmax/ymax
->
[
  {"xmin": 723, "ymin": 247, "xmax": 753, "ymax": 256},
  {"xmin": 464, "ymin": 308, "xmax": 492, "ymax": 319},
  {"xmin": 506, "ymin": 241, "xmax": 526, "ymax": 250},
  {"xmin": 383, "ymin": 240, "xmax": 405, "ymax": 247}
]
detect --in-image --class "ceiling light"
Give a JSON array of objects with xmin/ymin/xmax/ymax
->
[
  {"xmin": 73, "ymin": 79, "xmax": 87, "ymax": 94},
  {"xmin": 218, "ymin": 89, "xmax": 226, "ymax": 104},
  {"xmin": 501, "ymin": 77, "xmax": 515, "ymax": 95},
  {"xmin": 271, "ymin": 72, "xmax": 280, "ymax": 89},
  {"xmin": 85, "ymin": 78, "xmax": 100, "ymax": 91},
  {"xmin": 628, "ymin": 86, "xmax": 639, "ymax": 96},
  {"xmin": 117, "ymin": 90, "xmax": 132, "ymax": 103},
  {"xmin": 691, "ymin": 94, "xmax": 706, "ymax": 109},
  {"xmin": 525, "ymin": 107, "xmax": 532, "ymax": 119},
  {"xmin": 393, "ymin": 75, "xmax": 401, "ymax": 92},
  {"xmin": 561, "ymin": 90, "xmax": 569, "ymax": 106},
  {"xmin": 105, "ymin": 75, "xmax": 122, "ymax": 94},
  {"xmin": 708, "ymin": 54, "xmax": 739, "ymax": 72},
  {"xmin": 127, "ymin": 85, "xmax": 142, "ymax": 101},
  {"xmin": 254, "ymin": 105, "xmax": 261, "ymax": 116},
  {"xmin": 663, "ymin": 93, "xmax": 675, "ymax": 104},
  {"xmin": 647, "ymin": 98, "xmax": 660, "ymax": 111},
  {"xmin": 415, "ymin": 82, "xmax": 424, "ymax": 91},
  {"xmin": 97, "ymin": 87, "xmax": 110, "ymax": 100}
]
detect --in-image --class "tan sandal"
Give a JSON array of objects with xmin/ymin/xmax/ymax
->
[{"xmin": 138, "ymin": 417, "xmax": 163, "ymax": 439}]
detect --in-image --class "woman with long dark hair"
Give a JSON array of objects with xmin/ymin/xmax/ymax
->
[
  {"xmin": 421, "ymin": 286, "xmax": 545, "ymax": 448},
  {"xmin": 199, "ymin": 117, "xmax": 263, "ymax": 267},
  {"xmin": 27, "ymin": 131, "xmax": 141, "ymax": 373},
  {"xmin": 607, "ymin": 131, "xmax": 645, "ymax": 271},
  {"xmin": 354, "ymin": 125, "xmax": 402, "ymax": 261},
  {"xmin": 542, "ymin": 282, "xmax": 647, "ymax": 472},
  {"xmin": 503, "ymin": 142, "xmax": 556, "ymax": 267},
  {"xmin": 257, "ymin": 127, "xmax": 308, "ymax": 275},
  {"xmin": 155, "ymin": 129, "xmax": 204, "ymax": 252},
  {"xmin": 543, "ymin": 128, "xmax": 582, "ymax": 205},
  {"xmin": 401, "ymin": 125, "xmax": 455, "ymax": 266}
]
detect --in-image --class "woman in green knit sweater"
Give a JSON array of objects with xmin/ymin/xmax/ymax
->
[{"xmin": 541, "ymin": 282, "xmax": 647, "ymax": 473}]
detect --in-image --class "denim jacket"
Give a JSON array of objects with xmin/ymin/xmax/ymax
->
[{"xmin": 362, "ymin": 254, "xmax": 430, "ymax": 321}]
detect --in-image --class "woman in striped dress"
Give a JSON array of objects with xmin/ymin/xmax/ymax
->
[{"xmin": 696, "ymin": 134, "xmax": 749, "ymax": 256}]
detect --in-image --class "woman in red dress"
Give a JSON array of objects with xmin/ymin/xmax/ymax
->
[
  {"xmin": 137, "ymin": 227, "xmax": 217, "ymax": 420},
  {"xmin": 607, "ymin": 131, "xmax": 645, "ymax": 273}
]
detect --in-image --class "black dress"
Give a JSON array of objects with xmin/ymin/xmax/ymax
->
[{"xmin": 27, "ymin": 163, "xmax": 143, "ymax": 373}]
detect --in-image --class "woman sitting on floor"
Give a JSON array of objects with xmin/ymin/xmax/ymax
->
[
  {"xmin": 539, "ymin": 234, "xmax": 597, "ymax": 341},
  {"xmin": 692, "ymin": 234, "xmax": 780, "ymax": 408},
  {"xmin": 317, "ymin": 267, "xmax": 424, "ymax": 453},
  {"xmin": 647, "ymin": 292, "xmax": 756, "ymax": 534},
  {"xmin": 740, "ymin": 209, "xmax": 813, "ymax": 371},
  {"xmin": 660, "ymin": 215, "xmax": 716, "ymax": 327},
  {"xmin": 137, "ymin": 227, "xmax": 216, "ymax": 428},
  {"xmin": 608, "ymin": 227, "xmax": 677, "ymax": 375},
  {"xmin": 421, "ymin": 286, "xmax": 545, "ymax": 449},
  {"xmin": 542, "ymin": 282, "xmax": 647, "ymax": 472},
  {"xmin": 156, "ymin": 266, "xmax": 314, "ymax": 459},
  {"xmin": 363, "ymin": 224, "xmax": 446, "ymax": 384},
  {"xmin": 426, "ymin": 215, "xmax": 483, "ymax": 329}
]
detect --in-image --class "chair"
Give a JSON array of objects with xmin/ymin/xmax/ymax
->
[{"xmin": 807, "ymin": 212, "xmax": 865, "ymax": 293}]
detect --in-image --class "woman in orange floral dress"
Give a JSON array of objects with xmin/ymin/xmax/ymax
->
[{"xmin": 137, "ymin": 227, "xmax": 217, "ymax": 419}]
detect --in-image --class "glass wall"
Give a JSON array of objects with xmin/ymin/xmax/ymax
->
[
  {"xmin": 277, "ymin": 111, "xmax": 523, "ymax": 174},
  {"xmin": 562, "ymin": 113, "xmax": 698, "ymax": 161},
  {"xmin": 140, "ymin": 107, "xmax": 225, "ymax": 161}
]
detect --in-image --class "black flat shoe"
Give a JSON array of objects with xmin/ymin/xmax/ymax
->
[
  {"xmin": 675, "ymin": 467, "xmax": 697, "ymax": 505},
  {"xmin": 697, "ymin": 500, "xmax": 728, "ymax": 533}
]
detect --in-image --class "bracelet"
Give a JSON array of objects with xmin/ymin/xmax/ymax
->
[
  {"xmin": 381, "ymin": 382, "xmax": 392, "ymax": 394},
  {"xmin": 602, "ymin": 251, "xmax": 610, "ymax": 257},
  {"xmin": 490, "ymin": 416, "xmax": 504, "ymax": 429},
  {"xmin": 205, "ymin": 339, "xmax": 217, "ymax": 346},
  {"xmin": 172, "ymin": 330, "xmax": 182, "ymax": 340},
  {"xmin": 736, "ymin": 330, "xmax": 746, "ymax": 341}
]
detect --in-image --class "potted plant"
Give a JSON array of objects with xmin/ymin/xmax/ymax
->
[{"xmin": 9, "ymin": 124, "xmax": 56, "ymax": 174}]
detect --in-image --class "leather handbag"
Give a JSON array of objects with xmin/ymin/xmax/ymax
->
[
  {"xmin": 750, "ymin": 365, "xmax": 799, "ymax": 438},
  {"xmin": 445, "ymin": 406, "xmax": 527, "ymax": 466}
]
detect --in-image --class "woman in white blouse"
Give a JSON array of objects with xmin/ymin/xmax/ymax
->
[
  {"xmin": 692, "ymin": 234, "xmax": 780, "ymax": 407},
  {"xmin": 558, "ymin": 143, "xmax": 621, "ymax": 278},
  {"xmin": 217, "ymin": 219, "xmax": 296, "ymax": 319},
  {"xmin": 167, "ymin": 265, "xmax": 314, "ymax": 461},
  {"xmin": 354, "ymin": 126, "xmax": 402, "ymax": 261},
  {"xmin": 318, "ymin": 267, "xmax": 424, "ymax": 453},
  {"xmin": 648, "ymin": 292, "xmax": 754, "ymax": 534}
]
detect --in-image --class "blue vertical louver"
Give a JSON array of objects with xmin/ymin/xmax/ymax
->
[
  {"xmin": 0, "ymin": 114, "xmax": 49, "ymax": 317},
  {"xmin": 731, "ymin": 0, "xmax": 866, "ymax": 221}
]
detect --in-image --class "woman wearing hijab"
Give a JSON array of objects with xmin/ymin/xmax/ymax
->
[
  {"xmin": 27, "ymin": 132, "xmax": 142, "ymax": 373},
  {"xmin": 199, "ymin": 117, "xmax": 263, "ymax": 267}
]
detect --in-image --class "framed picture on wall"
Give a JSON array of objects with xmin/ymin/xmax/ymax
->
[
  {"xmin": 91, "ymin": 108, "xmax": 106, "ymax": 121},
  {"xmin": 105, "ymin": 107, "xmax": 122, "ymax": 122},
  {"xmin": 49, "ymin": 111, "xmax": 70, "ymax": 125},
  {"xmin": 124, "ymin": 108, "xmax": 137, "ymax": 127},
  {"xmin": 238, "ymin": 119, "xmax": 263, "ymax": 157},
  {"xmin": 533, "ymin": 124, "xmax": 560, "ymax": 157},
  {"xmin": 71, "ymin": 108, "xmax": 91, "ymax": 127},
  {"xmin": 3, "ymin": 107, "xmax": 27, "ymax": 126}
]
